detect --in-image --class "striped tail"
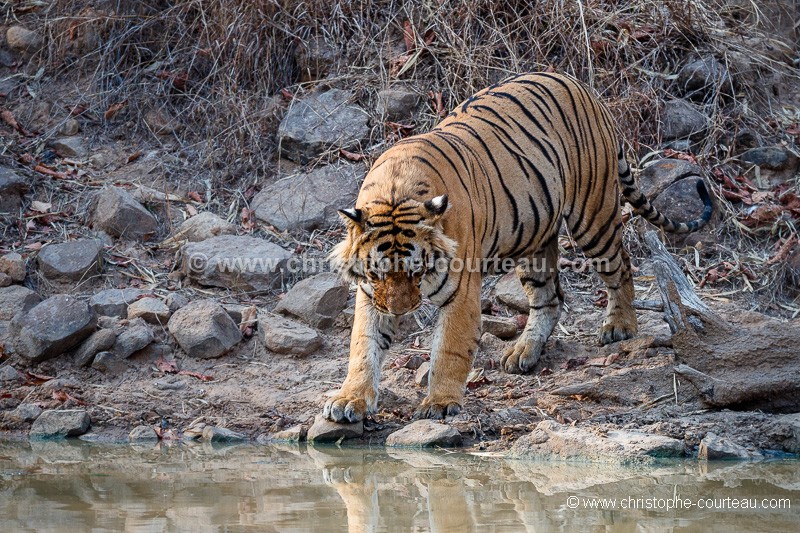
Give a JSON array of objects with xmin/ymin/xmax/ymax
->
[{"xmin": 617, "ymin": 150, "xmax": 712, "ymax": 234}]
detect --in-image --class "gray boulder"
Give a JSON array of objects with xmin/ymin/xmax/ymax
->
[
  {"xmin": 639, "ymin": 158, "xmax": 705, "ymax": 200},
  {"xmin": 494, "ymin": 272, "xmax": 528, "ymax": 313},
  {"xmin": 73, "ymin": 328, "xmax": 117, "ymax": 367},
  {"xmin": 376, "ymin": 87, "xmax": 420, "ymax": 120},
  {"xmin": 739, "ymin": 146, "xmax": 800, "ymax": 187},
  {"xmin": 10, "ymin": 295, "xmax": 97, "ymax": 363},
  {"xmin": 278, "ymin": 89, "xmax": 369, "ymax": 163},
  {"xmin": 0, "ymin": 284, "xmax": 41, "ymax": 320},
  {"xmin": 268, "ymin": 424, "xmax": 307, "ymax": 443},
  {"xmin": 698, "ymin": 432, "xmax": 761, "ymax": 460},
  {"xmin": 37, "ymin": 239, "xmax": 102, "ymax": 282},
  {"xmin": 676, "ymin": 57, "xmax": 732, "ymax": 101},
  {"xmin": 113, "ymin": 318, "xmax": 154, "ymax": 358},
  {"xmin": 274, "ymin": 273, "xmax": 349, "ymax": 329},
  {"xmin": 175, "ymin": 211, "xmax": 236, "ymax": 242},
  {"xmin": 202, "ymin": 426, "xmax": 247, "ymax": 442},
  {"xmin": 29, "ymin": 410, "xmax": 91, "ymax": 439},
  {"xmin": 89, "ymin": 288, "xmax": 148, "ymax": 318},
  {"xmin": 6, "ymin": 26, "xmax": 43, "ymax": 52},
  {"xmin": 91, "ymin": 351, "xmax": 128, "ymax": 374},
  {"xmin": 252, "ymin": 162, "xmax": 364, "ymax": 233},
  {"xmin": 481, "ymin": 315, "xmax": 518, "ymax": 339},
  {"xmin": 0, "ymin": 365, "xmax": 23, "ymax": 383},
  {"xmin": 180, "ymin": 235, "xmax": 292, "ymax": 291},
  {"xmin": 168, "ymin": 300, "xmax": 242, "ymax": 358},
  {"xmin": 48, "ymin": 136, "xmax": 88, "ymax": 158},
  {"xmin": 128, "ymin": 425, "xmax": 159, "ymax": 442},
  {"xmin": 510, "ymin": 420, "xmax": 684, "ymax": 463},
  {"xmin": 258, "ymin": 312, "xmax": 322, "ymax": 356},
  {"xmin": 651, "ymin": 179, "xmax": 710, "ymax": 227},
  {"xmin": 91, "ymin": 187, "xmax": 158, "ymax": 241},
  {"xmin": 307, "ymin": 414, "xmax": 363, "ymax": 443},
  {"xmin": 127, "ymin": 297, "xmax": 171, "ymax": 324},
  {"xmin": 385, "ymin": 420, "xmax": 463, "ymax": 447},
  {"xmin": 9, "ymin": 403, "xmax": 42, "ymax": 423},
  {"xmin": 0, "ymin": 168, "xmax": 28, "ymax": 215},
  {"xmin": 661, "ymin": 99, "xmax": 708, "ymax": 142}
]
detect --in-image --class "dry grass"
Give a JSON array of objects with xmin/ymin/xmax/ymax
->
[{"xmin": 3, "ymin": 0, "xmax": 799, "ymax": 310}]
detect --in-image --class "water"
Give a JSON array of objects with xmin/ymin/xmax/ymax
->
[{"xmin": 0, "ymin": 440, "xmax": 797, "ymax": 532}]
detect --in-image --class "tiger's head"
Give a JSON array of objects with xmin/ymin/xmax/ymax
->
[{"xmin": 330, "ymin": 194, "xmax": 457, "ymax": 316}]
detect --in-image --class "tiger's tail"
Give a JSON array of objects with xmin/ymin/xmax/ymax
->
[{"xmin": 617, "ymin": 149, "xmax": 712, "ymax": 234}]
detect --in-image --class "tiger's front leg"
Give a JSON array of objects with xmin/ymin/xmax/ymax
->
[
  {"xmin": 415, "ymin": 271, "xmax": 481, "ymax": 420},
  {"xmin": 323, "ymin": 287, "xmax": 397, "ymax": 423}
]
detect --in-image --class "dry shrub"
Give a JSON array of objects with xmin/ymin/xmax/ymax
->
[{"xmin": 28, "ymin": 0, "xmax": 794, "ymax": 182}]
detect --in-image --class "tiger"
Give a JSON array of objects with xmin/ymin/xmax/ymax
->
[{"xmin": 324, "ymin": 72, "xmax": 712, "ymax": 422}]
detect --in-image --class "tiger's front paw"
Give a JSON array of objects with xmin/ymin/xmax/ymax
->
[
  {"xmin": 413, "ymin": 396, "xmax": 462, "ymax": 420},
  {"xmin": 323, "ymin": 394, "xmax": 369, "ymax": 423},
  {"xmin": 500, "ymin": 337, "xmax": 545, "ymax": 374}
]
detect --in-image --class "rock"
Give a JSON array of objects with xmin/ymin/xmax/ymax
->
[
  {"xmin": 60, "ymin": 118, "xmax": 81, "ymax": 136},
  {"xmin": 168, "ymin": 300, "xmax": 242, "ymax": 358},
  {"xmin": 494, "ymin": 272, "xmax": 528, "ymax": 312},
  {"xmin": 73, "ymin": 328, "xmax": 117, "ymax": 367},
  {"xmin": 201, "ymin": 426, "xmax": 247, "ymax": 442},
  {"xmin": 128, "ymin": 425, "xmax": 159, "ymax": 442},
  {"xmin": 180, "ymin": 236, "xmax": 292, "ymax": 291},
  {"xmin": 10, "ymin": 295, "xmax": 96, "ymax": 363},
  {"xmin": 268, "ymin": 424, "xmax": 307, "ymax": 442},
  {"xmin": 89, "ymin": 288, "xmax": 148, "ymax": 318},
  {"xmin": 165, "ymin": 292, "xmax": 189, "ymax": 313},
  {"xmin": 376, "ymin": 87, "xmax": 420, "ymax": 120},
  {"xmin": 175, "ymin": 211, "xmax": 236, "ymax": 242},
  {"xmin": 773, "ymin": 413, "xmax": 800, "ymax": 454},
  {"xmin": 479, "ymin": 332, "xmax": 506, "ymax": 354},
  {"xmin": 29, "ymin": 410, "xmax": 91, "ymax": 439},
  {"xmin": 144, "ymin": 109, "xmax": 179, "ymax": 135},
  {"xmin": 307, "ymin": 414, "xmax": 363, "ymax": 443},
  {"xmin": 698, "ymin": 432, "xmax": 761, "ymax": 460},
  {"xmin": 661, "ymin": 99, "xmax": 708, "ymax": 142},
  {"xmin": 258, "ymin": 312, "xmax": 322, "ymax": 356},
  {"xmin": 415, "ymin": 361, "xmax": 431, "ymax": 387},
  {"xmin": 0, "ymin": 253, "xmax": 26, "ymax": 282},
  {"xmin": 47, "ymin": 136, "xmax": 88, "ymax": 158},
  {"xmin": 113, "ymin": 318, "xmax": 154, "ymax": 358},
  {"xmin": 639, "ymin": 159, "xmax": 704, "ymax": 200},
  {"xmin": 0, "ymin": 284, "xmax": 41, "ymax": 320},
  {"xmin": 0, "ymin": 273, "xmax": 10, "ymax": 287},
  {"xmin": 739, "ymin": 146, "xmax": 800, "ymax": 186},
  {"xmin": 510, "ymin": 420, "xmax": 684, "ymax": 463},
  {"xmin": 6, "ymin": 26, "xmax": 43, "ymax": 52},
  {"xmin": 252, "ymin": 162, "xmax": 365, "ymax": 233},
  {"xmin": 277, "ymin": 89, "xmax": 369, "ymax": 164},
  {"xmin": 222, "ymin": 303, "xmax": 250, "ymax": 324},
  {"xmin": 275, "ymin": 273, "xmax": 349, "ymax": 328},
  {"xmin": 9, "ymin": 403, "xmax": 42, "ymax": 423},
  {"xmin": 0, "ymin": 168, "xmax": 29, "ymax": 215},
  {"xmin": 0, "ymin": 365, "xmax": 23, "ymax": 382},
  {"xmin": 37, "ymin": 239, "xmax": 102, "ymax": 282},
  {"xmin": 481, "ymin": 315, "xmax": 518, "ymax": 339},
  {"xmin": 651, "ymin": 178, "xmax": 709, "ymax": 227},
  {"xmin": 676, "ymin": 57, "xmax": 732, "ymax": 101},
  {"xmin": 91, "ymin": 351, "xmax": 128, "ymax": 374},
  {"xmin": 385, "ymin": 420, "xmax": 463, "ymax": 447},
  {"xmin": 294, "ymin": 35, "xmax": 338, "ymax": 80},
  {"xmin": 91, "ymin": 187, "xmax": 159, "ymax": 241},
  {"xmin": 127, "ymin": 297, "xmax": 171, "ymax": 324}
]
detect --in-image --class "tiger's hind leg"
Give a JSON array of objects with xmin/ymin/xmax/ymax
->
[
  {"xmin": 501, "ymin": 237, "xmax": 563, "ymax": 374},
  {"xmin": 570, "ymin": 210, "xmax": 637, "ymax": 345}
]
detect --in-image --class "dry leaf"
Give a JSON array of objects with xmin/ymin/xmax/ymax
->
[
  {"xmin": 241, "ymin": 207, "xmax": 256, "ymax": 231},
  {"xmin": 187, "ymin": 191, "xmax": 204, "ymax": 203},
  {"xmin": 155, "ymin": 357, "xmax": 178, "ymax": 373},
  {"xmin": 340, "ymin": 148, "xmax": 364, "ymax": 161},
  {"xmin": 104, "ymin": 100, "xmax": 127, "ymax": 120},
  {"xmin": 178, "ymin": 370, "xmax": 214, "ymax": 382},
  {"xmin": 30, "ymin": 201, "xmax": 52, "ymax": 213}
]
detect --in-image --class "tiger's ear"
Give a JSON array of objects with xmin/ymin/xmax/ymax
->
[
  {"xmin": 423, "ymin": 195, "xmax": 449, "ymax": 218},
  {"xmin": 338, "ymin": 208, "xmax": 363, "ymax": 228}
]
